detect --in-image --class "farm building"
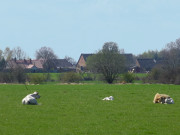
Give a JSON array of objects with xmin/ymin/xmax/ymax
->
[
  {"xmin": 52, "ymin": 59, "xmax": 75, "ymax": 72},
  {"xmin": 131, "ymin": 58, "xmax": 164, "ymax": 73},
  {"xmin": 6, "ymin": 58, "xmax": 74, "ymax": 72},
  {"xmin": 76, "ymin": 53, "xmax": 165, "ymax": 73},
  {"xmin": 76, "ymin": 54, "xmax": 94, "ymax": 72},
  {"xmin": 76, "ymin": 53, "xmax": 137, "ymax": 72}
]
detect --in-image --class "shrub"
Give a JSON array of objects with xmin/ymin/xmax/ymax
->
[
  {"xmin": 95, "ymin": 74, "xmax": 106, "ymax": 82},
  {"xmin": 13, "ymin": 67, "xmax": 26, "ymax": 83},
  {"xmin": 174, "ymin": 75, "xmax": 180, "ymax": 85},
  {"xmin": 141, "ymin": 67, "xmax": 177, "ymax": 84},
  {"xmin": 80, "ymin": 73, "xmax": 95, "ymax": 81},
  {"xmin": 0, "ymin": 72, "xmax": 14, "ymax": 83},
  {"xmin": 122, "ymin": 72, "xmax": 135, "ymax": 83},
  {"xmin": 28, "ymin": 74, "xmax": 45, "ymax": 84},
  {"xmin": 142, "ymin": 74, "xmax": 153, "ymax": 84},
  {"xmin": 0, "ymin": 66, "xmax": 26, "ymax": 83},
  {"xmin": 150, "ymin": 68, "xmax": 161, "ymax": 81},
  {"xmin": 43, "ymin": 73, "xmax": 51, "ymax": 82},
  {"xmin": 142, "ymin": 68, "xmax": 161, "ymax": 84},
  {"xmin": 60, "ymin": 72, "xmax": 82, "ymax": 83}
]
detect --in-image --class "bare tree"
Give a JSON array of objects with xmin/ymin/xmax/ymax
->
[
  {"xmin": 161, "ymin": 39, "xmax": 180, "ymax": 70},
  {"xmin": 152, "ymin": 38, "xmax": 180, "ymax": 84},
  {"xmin": 35, "ymin": 46, "xmax": 57, "ymax": 60},
  {"xmin": 64, "ymin": 56, "xmax": 77, "ymax": 66},
  {"xmin": 12, "ymin": 46, "xmax": 27, "ymax": 60},
  {"xmin": 35, "ymin": 46, "xmax": 58, "ymax": 71},
  {"xmin": 3, "ymin": 47, "xmax": 13, "ymax": 60},
  {"xmin": 87, "ymin": 42, "xmax": 125, "ymax": 83}
]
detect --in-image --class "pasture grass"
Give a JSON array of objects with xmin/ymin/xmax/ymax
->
[{"xmin": 0, "ymin": 84, "xmax": 180, "ymax": 135}]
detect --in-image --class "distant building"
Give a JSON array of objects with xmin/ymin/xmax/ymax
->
[
  {"xmin": 6, "ymin": 58, "xmax": 74, "ymax": 73},
  {"xmin": 76, "ymin": 53, "xmax": 137, "ymax": 72},
  {"xmin": 53, "ymin": 59, "xmax": 75, "ymax": 72},
  {"xmin": 76, "ymin": 54, "xmax": 93, "ymax": 72},
  {"xmin": 131, "ymin": 58, "xmax": 164, "ymax": 73}
]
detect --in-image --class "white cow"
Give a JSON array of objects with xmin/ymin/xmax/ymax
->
[
  {"xmin": 22, "ymin": 91, "xmax": 40, "ymax": 105},
  {"xmin": 102, "ymin": 96, "xmax": 114, "ymax": 101}
]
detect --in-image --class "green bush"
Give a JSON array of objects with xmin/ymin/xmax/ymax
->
[
  {"xmin": 28, "ymin": 74, "xmax": 45, "ymax": 84},
  {"xmin": 0, "ymin": 66, "xmax": 26, "ymax": 83},
  {"xmin": 142, "ymin": 74, "xmax": 152, "ymax": 84},
  {"xmin": 122, "ymin": 72, "xmax": 135, "ymax": 83},
  {"xmin": 80, "ymin": 73, "xmax": 95, "ymax": 81},
  {"xmin": 95, "ymin": 74, "xmax": 106, "ymax": 82},
  {"xmin": 13, "ymin": 67, "xmax": 26, "ymax": 83},
  {"xmin": 60, "ymin": 72, "xmax": 82, "ymax": 83},
  {"xmin": 43, "ymin": 73, "xmax": 51, "ymax": 82},
  {"xmin": 0, "ymin": 72, "xmax": 13, "ymax": 83},
  {"xmin": 149, "ymin": 68, "xmax": 161, "ymax": 81},
  {"xmin": 142, "ymin": 67, "xmax": 172, "ymax": 84}
]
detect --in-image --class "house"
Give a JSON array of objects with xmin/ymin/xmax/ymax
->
[
  {"xmin": 52, "ymin": 59, "xmax": 75, "ymax": 72},
  {"xmin": 132, "ymin": 58, "xmax": 164, "ymax": 73},
  {"xmin": 6, "ymin": 59, "xmax": 44, "ymax": 72},
  {"xmin": 76, "ymin": 54, "xmax": 93, "ymax": 72},
  {"xmin": 76, "ymin": 53, "xmax": 137, "ymax": 72},
  {"xmin": 31, "ymin": 59, "xmax": 44, "ymax": 69},
  {"xmin": 6, "ymin": 58, "xmax": 74, "ymax": 73}
]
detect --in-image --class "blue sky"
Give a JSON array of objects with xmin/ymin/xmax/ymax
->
[{"xmin": 0, "ymin": 0, "xmax": 180, "ymax": 61}]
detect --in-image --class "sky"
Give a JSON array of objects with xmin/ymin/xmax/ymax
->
[{"xmin": 0, "ymin": 0, "xmax": 180, "ymax": 61}]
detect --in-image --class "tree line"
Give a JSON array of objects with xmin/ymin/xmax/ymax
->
[
  {"xmin": 0, "ymin": 46, "xmax": 76, "ymax": 83},
  {"xmin": 0, "ymin": 46, "xmax": 76, "ymax": 72},
  {"xmin": 86, "ymin": 38, "xmax": 180, "ymax": 84},
  {"xmin": 145, "ymin": 38, "xmax": 180, "ymax": 84},
  {"xmin": 1, "ymin": 37, "xmax": 180, "ymax": 84}
]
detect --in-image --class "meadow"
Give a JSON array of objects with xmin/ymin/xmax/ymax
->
[{"xmin": 0, "ymin": 84, "xmax": 180, "ymax": 135}]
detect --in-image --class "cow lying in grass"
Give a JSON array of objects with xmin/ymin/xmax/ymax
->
[
  {"xmin": 22, "ymin": 91, "xmax": 40, "ymax": 105},
  {"xmin": 153, "ymin": 93, "xmax": 174, "ymax": 104},
  {"xmin": 102, "ymin": 96, "xmax": 114, "ymax": 100}
]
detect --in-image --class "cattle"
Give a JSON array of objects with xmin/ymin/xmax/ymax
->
[
  {"xmin": 22, "ymin": 91, "xmax": 40, "ymax": 105},
  {"xmin": 153, "ymin": 93, "xmax": 174, "ymax": 104},
  {"xmin": 102, "ymin": 96, "xmax": 114, "ymax": 101}
]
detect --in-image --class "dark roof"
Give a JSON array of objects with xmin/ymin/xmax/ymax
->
[
  {"xmin": 77, "ymin": 53, "xmax": 136, "ymax": 68},
  {"xmin": 81, "ymin": 54, "xmax": 94, "ymax": 61},
  {"xmin": 79, "ymin": 53, "xmax": 135, "ymax": 62},
  {"xmin": 53, "ymin": 59, "xmax": 73, "ymax": 68},
  {"xmin": 76, "ymin": 53, "xmax": 94, "ymax": 66},
  {"xmin": 137, "ymin": 58, "xmax": 157, "ymax": 71},
  {"xmin": 7, "ymin": 59, "xmax": 73, "ymax": 69}
]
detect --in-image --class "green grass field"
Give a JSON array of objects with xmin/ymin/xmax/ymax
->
[{"xmin": 0, "ymin": 84, "xmax": 180, "ymax": 135}]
